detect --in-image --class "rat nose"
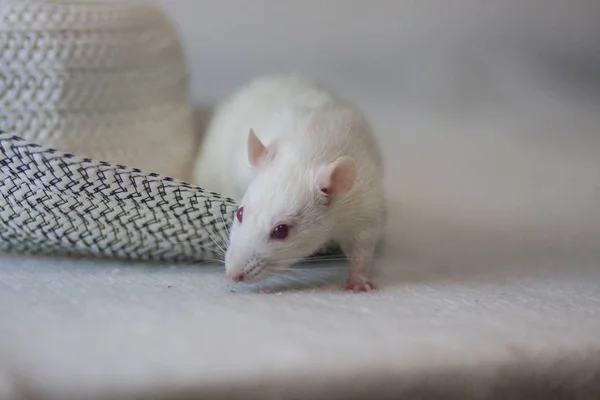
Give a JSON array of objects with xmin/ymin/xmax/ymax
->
[{"xmin": 227, "ymin": 270, "xmax": 244, "ymax": 282}]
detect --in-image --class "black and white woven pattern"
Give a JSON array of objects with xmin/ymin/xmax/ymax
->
[{"xmin": 0, "ymin": 131, "xmax": 237, "ymax": 263}]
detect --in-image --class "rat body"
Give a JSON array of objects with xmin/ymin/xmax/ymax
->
[{"xmin": 193, "ymin": 75, "xmax": 385, "ymax": 291}]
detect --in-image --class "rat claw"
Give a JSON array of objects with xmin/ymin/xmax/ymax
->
[{"xmin": 342, "ymin": 280, "xmax": 378, "ymax": 293}]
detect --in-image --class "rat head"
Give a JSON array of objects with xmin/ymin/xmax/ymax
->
[{"xmin": 225, "ymin": 129, "xmax": 356, "ymax": 283}]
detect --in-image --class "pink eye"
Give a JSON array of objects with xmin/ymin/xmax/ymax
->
[
  {"xmin": 236, "ymin": 207, "xmax": 244, "ymax": 223},
  {"xmin": 270, "ymin": 224, "xmax": 290, "ymax": 240}
]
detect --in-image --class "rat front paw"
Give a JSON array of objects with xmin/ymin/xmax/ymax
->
[{"xmin": 342, "ymin": 280, "xmax": 378, "ymax": 293}]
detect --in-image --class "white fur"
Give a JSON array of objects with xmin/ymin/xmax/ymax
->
[{"xmin": 193, "ymin": 75, "xmax": 385, "ymax": 284}]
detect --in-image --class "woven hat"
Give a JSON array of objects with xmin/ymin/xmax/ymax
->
[
  {"xmin": 0, "ymin": 0, "xmax": 234, "ymax": 262},
  {"xmin": 0, "ymin": 0, "xmax": 197, "ymax": 182}
]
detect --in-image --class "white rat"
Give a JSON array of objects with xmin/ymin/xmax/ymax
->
[{"xmin": 193, "ymin": 74, "xmax": 385, "ymax": 292}]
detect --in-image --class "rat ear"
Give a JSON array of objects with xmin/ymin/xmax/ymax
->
[
  {"xmin": 247, "ymin": 129, "xmax": 267, "ymax": 168},
  {"xmin": 318, "ymin": 156, "xmax": 356, "ymax": 197}
]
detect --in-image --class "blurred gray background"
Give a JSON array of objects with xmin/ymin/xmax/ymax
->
[{"xmin": 155, "ymin": 0, "xmax": 600, "ymax": 112}]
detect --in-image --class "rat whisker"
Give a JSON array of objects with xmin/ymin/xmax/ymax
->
[
  {"xmin": 278, "ymin": 273, "xmax": 330, "ymax": 290},
  {"xmin": 265, "ymin": 272, "xmax": 308, "ymax": 287},
  {"xmin": 274, "ymin": 258, "xmax": 348, "ymax": 265},
  {"xmin": 206, "ymin": 206, "xmax": 229, "ymax": 247},
  {"xmin": 192, "ymin": 242, "xmax": 226, "ymax": 257},
  {"xmin": 301, "ymin": 259, "xmax": 348, "ymax": 264},
  {"xmin": 302, "ymin": 255, "xmax": 348, "ymax": 261},
  {"xmin": 193, "ymin": 257, "xmax": 225, "ymax": 265},
  {"xmin": 192, "ymin": 234, "xmax": 227, "ymax": 253},
  {"xmin": 203, "ymin": 257, "xmax": 225, "ymax": 264},
  {"xmin": 259, "ymin": 278, "xmax": 298, "ymax": 293},
  {"xmin": 204, "ymin": 213, "xmax": 229, "ymax": 254},
  {"xmin": 272, "ymin": 256, "xmax": 348, "ymax": 264},
  {"xmin": 203, "ymin": 227, "xmax": 227, "ymax": 256},
  {"xmin": 292, "ymin": 267, "xmax": 346, "ymax": 273},
  {"xmin": 193, "ymin": 259, "xmax": 224, "ymax": 267},
  {"xmin": 267, "ymin": 270, "xmax": 334, "ymax": 290},
  {"xmin": 217, "ymin": 205, "xmax": 232, "ymax": 248}
]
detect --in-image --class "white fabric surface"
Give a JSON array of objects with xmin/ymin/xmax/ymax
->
[
  {"xmin": 1, "ymin": 0, "xmax": 600, "ymax": 398},
  {"xmin": 1, "ymin": 253, "xmax": 600, "ymax": 399}
]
